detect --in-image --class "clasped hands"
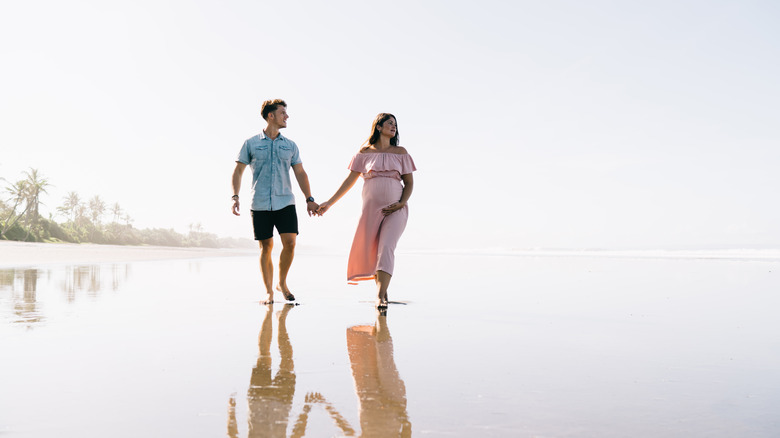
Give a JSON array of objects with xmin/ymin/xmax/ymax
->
[
  {"xmin": 313, "ymin": 201, "xmax": 330, "ymax": 216},
  {"xmin": 305, "ymin": 201, "xmax": 320, "ymax": 217}
]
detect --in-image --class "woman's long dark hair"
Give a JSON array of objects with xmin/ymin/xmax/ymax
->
[{"xmin": 363, "ymin": 113, "xmax": 399, "ymax": 148}]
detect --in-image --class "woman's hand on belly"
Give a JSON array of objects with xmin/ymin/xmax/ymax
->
[{"xmin": 381, "ymin": 202, "xmax": 406, "ymax": 216}]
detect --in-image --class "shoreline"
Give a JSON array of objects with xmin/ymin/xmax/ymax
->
[
  {"xmin": 5, "ymin": 240, "xmax": 779, "ymax": 270},
  {"xmin": 0, "ymin": 240, "xmax": 256, "ymax": 268}
]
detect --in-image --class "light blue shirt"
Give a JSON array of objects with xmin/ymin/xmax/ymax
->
[{"xmin": 237, "ymin": 131, "xmax": 302, "ymax": 211}]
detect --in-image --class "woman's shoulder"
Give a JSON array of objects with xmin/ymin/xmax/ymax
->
[{"xmin": 358, "ymin": 146, "xmax": 408, "ymax": 155}]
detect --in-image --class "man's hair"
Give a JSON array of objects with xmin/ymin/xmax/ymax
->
[{"xmin": 261, "ymin": 99, "xmax": 287, "ymax": 120}]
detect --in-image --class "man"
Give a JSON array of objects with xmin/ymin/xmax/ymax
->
[{"xmin": 232, "ymin": 99, "xmax": 318, "ymax": 303}]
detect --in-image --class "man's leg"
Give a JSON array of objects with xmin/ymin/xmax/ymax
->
[
  {"xmin": 252, "ymin": 210, "xmax": 276, "ymax": 303},
  {"xmin": 259, "ymin": 238, "xmax": 275, "ymax": 303},
  {"xmin": 276, "ymin": 233, "xmax": 296, "ymax": 301}
]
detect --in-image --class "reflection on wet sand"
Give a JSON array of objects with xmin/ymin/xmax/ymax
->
[
  {"xmin": 346, "ymin": 311, "xmax": 411, "ymax": 437},
  {"xmin": 229, "ymin": 307, "xmax": 410, "ymax": 437},
  {"xmin": 0, "ymin": 264, "xmax": 131, "ymax": 327},
  {"xmin": 289, "ymin": 392, "xmax": 355, "ymax": 437},
  {"xmin": 229, "ymin": 304, "xmax": 297, "ymax": 438},
  {"xmin": 62, "ymin": 264, "xmax": 130, "ymax": 300},
  {"xmin": 0, "ymin": 268, "xmax": 42, "ymax": 325}
]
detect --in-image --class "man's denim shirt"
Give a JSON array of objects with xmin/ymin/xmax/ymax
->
[{"xmin": 237, "ymin": 132, "xmax": 302, "ymax": 211}]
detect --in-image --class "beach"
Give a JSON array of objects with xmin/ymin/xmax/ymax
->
[
  {"xmin": 0, "ymin": 240, "xmax": 255, "ymax": 267},
  {"xmin": 2, "ymin": 243, "xmax": 780, "ymax": 437}
]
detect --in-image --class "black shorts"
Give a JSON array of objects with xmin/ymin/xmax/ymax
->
[{"xmin": 251, "ymin": 205, "xmax": 299, "ymax": 241}]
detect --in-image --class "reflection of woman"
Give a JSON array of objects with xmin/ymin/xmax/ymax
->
[
  {"xmin": 317, "ymin": 113, "xmax": 416, "ymax": 308},
  {"xmin": 229, "ymin": 304, "xmax": 296, "ymax": 438},
  {"xmin": 347, "ymin": 311, "xmax": 412, "ymax": 437}
]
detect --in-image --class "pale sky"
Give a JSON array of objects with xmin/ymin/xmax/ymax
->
[{"xmin": 1, "ymin": 0, "xmax": 779, "ymax": 250}]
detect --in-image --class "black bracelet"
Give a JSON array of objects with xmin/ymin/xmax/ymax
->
[{"xmin": 231, "ymin": 195, "xmax": 239, "ymax": 200}]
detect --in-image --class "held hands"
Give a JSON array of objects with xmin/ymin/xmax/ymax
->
[
  {"xmin": 316, "ymin": 201, "xmax": 331, "ymax": 216},
  {"xmin": 232, "ymin": 198, "xmax": 240, "ymax": 216},
  {"xmin": 306, "ymin": 201, "xmax": 320, "ymax": 217}
]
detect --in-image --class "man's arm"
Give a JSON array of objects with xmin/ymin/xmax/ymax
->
[
  {"xmin": 291, "ymin": 163, "xmax": 318, "ymax": 216},
  {"xmin": 232, "ymin": 162, "xmax": 246, "ymax": 216}
]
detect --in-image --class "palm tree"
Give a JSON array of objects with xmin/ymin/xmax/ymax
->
[
  {"xmin": 0, "ymin": 176, "xmax": 8, "ymax": 217},
  {"xmin": 58, "ymin": 191, "xmax": 81, "ymax": 224},
  {"xmin": 88, "ymin": 195, "xmax": 106, "ymax": 227},
  {"xmin": 21, "ymin": 168, "xmax": 51, "ymax": 240},
  {"xmin": 0, "ymin": 179, "xmax": 30, "ymax": 238},
  {"xmin": 111, "ymin": 202, "xmax": 122, "ymax": 224},
  {"xmin": 75, "ymin": 203, "xmax": 89, "ymax": 228}
]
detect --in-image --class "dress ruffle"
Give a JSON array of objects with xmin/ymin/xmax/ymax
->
[{"xmin": 348, "ymin": 152, "xmax": 417, "ymax": 176}]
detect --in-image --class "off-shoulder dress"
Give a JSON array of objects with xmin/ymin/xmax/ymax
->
[{"xmin": 346, "ymin": 152, "xmax": 417, "ymax": 283}]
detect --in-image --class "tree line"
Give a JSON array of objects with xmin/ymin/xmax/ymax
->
[{"xmin": 1, "ymin": 168, "xmax": 250, "ymax": 248}]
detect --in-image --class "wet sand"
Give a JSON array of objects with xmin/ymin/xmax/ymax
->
[
  {"xmin": 2, "ymin": 249, "xmax": 780, "ymax": 437},
  {"xmin": 0, "ymin": 240, "xmax": 255, "ymax": 267}
]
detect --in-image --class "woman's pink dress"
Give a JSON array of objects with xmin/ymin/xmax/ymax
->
[{"xmin": 346, "ymin": 152, "xmax": 417, "ymax": 283}]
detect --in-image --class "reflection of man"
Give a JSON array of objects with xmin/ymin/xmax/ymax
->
[
  {"xmin": 228, "ymin": 304, "xmax": 297, "ymax": 438},
  {"xmin": 231, "ymin": 99, "xmax": 319, "ymax": 303},
  {"xmin": 347, "ymin": 311, "xmax": 412, "ymax": 437}
]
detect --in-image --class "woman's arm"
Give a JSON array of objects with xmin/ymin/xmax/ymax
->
[
  {"xmin": 381, "ymin": 173, "xmax": 414, "ymax": 216},
  {"xmin": 317, "ymin": 171, "xmax": 361, "ymax": 215},
  {"xmin": 399, "ymin": 173, "xmax": 414, "ymax": 205}
]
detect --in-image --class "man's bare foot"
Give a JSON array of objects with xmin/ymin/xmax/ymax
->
[
  {"xmin": 260, "ymin": 292, "xmax": 274, "ymax": 304},
  {"xmin": 275, "ymin": 284, "xmax": 295, "ymax": 301}
]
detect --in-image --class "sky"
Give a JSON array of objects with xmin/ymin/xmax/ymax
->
[{"xmin": 1, "ymin": 0, "xmax": 779, "ymax": 251}]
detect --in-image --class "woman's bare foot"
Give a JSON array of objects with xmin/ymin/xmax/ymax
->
[
  {"xmin": 260, "ymin": 292, "xmax": 274, "ymax": 304},
  {"xmin": 376, "ymin": 292, "xmax": 388, "ymax": 308},
  {"xmin": 275, "ymin": 284, "xmax": 295, "ymax": 301}
]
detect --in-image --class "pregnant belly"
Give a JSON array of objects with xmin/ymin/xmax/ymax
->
[{"xmin": 362, "ymin": 177, "xmax": 403, "ymax": 207}]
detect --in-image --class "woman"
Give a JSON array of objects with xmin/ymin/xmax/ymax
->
[{"xmin": 317, "ymin": 113, "xmax": 416, "ymax": 308}]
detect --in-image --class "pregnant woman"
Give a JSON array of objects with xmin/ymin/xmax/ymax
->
[{"xmin": 317, "ymin": 113, "xmax": 416, "ymax": 308}]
